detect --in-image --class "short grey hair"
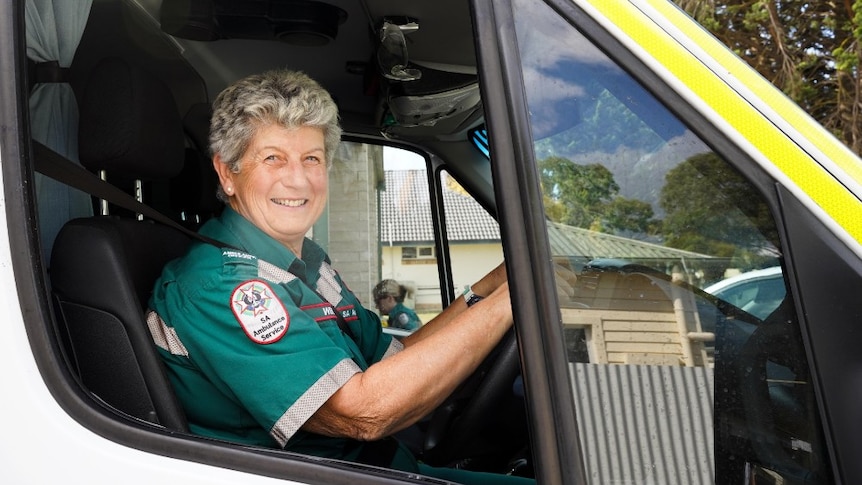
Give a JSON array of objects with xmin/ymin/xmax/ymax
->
[{"xmin": 209, "ymin": 69, "xmax": 342, "ymax": 202}]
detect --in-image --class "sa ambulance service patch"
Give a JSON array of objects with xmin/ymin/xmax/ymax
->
[{"xmin": 231, "ymin": 280, "xmax": 289, "ymax": 344}]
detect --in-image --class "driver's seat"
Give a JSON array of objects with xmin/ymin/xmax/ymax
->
[
  {"xmin": 51, "ymin": 219, "xmax": 192, "ymax": 430},
  {"xmin": 49, "ymin": 56, "xmax": 190, "ymax": 431}
]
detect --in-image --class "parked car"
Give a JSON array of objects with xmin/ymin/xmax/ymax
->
[
  {"xmin": 3, "ymin": 0, "xmax": 862, "ymax": 484},
  {"xmin": 705, "ymin": 266, "xmax": 785, "ymax": 320}
]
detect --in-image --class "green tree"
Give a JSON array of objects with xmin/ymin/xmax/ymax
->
[
  {"xmin": 674, "ymin": 0, "xmax": 862, "ymax": 155},
  {"xmin": 539, "ymin": 156, "xmax": 657, "ymax": 233},
  {"xmin": 539, "ymin": 157, "xmax": 618, "ymax": 228},
  {"xmin": 659, "ymin": 153, "xmax": 780, "ymax": 261},
  {"xmin": 603, "ymin": 197, "xmax": 656, "ymax": 234}
]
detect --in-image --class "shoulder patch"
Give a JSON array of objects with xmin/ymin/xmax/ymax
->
[{"xmin": 231, "ymin": 279, "xmax": 289, "ymax": 344}]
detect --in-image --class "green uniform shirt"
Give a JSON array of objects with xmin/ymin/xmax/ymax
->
[
  {"xmin": 388, "ymin": 302, "xmax": 421, "ymax": 330},
  {"xmin": 147, "ymin": 207, "xmax": 415, "ymax": 470}
]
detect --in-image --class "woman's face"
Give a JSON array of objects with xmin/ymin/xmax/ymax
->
[
  {"xmin": 374, "ymin": 294, "xmax": 396, "ymax": 314},
  {"xmin": 214, "ymin": 124, "xmax": 329, "ymax": 255}
]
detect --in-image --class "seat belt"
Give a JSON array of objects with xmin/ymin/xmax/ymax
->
[{"xmin": 32, "ymin": 140, "xmax": 229, "ymax": 249}]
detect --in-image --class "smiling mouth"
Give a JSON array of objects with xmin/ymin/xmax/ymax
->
[{"xmin": 272, "ymin": 198, "xmax": 307, "ymax": 207}]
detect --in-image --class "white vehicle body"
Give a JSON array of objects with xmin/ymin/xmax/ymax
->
[{"xmin": 3, "ymin": 0, "xmax": 862, "ymax": 484}]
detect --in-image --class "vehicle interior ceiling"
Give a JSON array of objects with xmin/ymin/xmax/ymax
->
[{"xmin": 67, "ymin": 0, "xmax": 492, "ymax": 217}]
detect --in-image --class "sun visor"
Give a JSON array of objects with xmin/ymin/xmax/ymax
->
[
  {"xmin": 378, "ymin": 63, "xmax": 480, "ymax": 137},
  {"xmin": 384, "ymin": 67, "xmax": 479, "ymax": 127}
]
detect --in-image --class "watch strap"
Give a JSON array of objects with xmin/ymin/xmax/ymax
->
[{"xmin": 462, "ymin": 285, "xmax": 484, "ymax": 307}]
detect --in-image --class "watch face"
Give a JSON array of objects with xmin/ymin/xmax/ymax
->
[{"xmin": 466, "ymin": 293, "xmax": 484, "ymax": 307}]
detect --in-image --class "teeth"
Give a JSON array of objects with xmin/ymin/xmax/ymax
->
[{"xmin": 273, "ymin": 198, "xmax": 306, "ymax": 207}]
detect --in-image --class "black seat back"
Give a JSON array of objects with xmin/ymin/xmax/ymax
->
[
  {"xmin": 49, "ymin": 57, "xmax": 190, "ymax": 431},
  {"xmin": 51, "ymin": 219, "xmax": 191, "ymax": 430}
]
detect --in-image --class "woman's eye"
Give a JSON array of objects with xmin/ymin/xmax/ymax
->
[
  {"xmin": 260, "ymin": 154, "xmax": 322, "ymax": 166},
  {"xmin": 262, "ymin": 154, "xmax": 283, "ymax": 165}
]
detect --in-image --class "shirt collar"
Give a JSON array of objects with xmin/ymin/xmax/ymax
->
[{"xmin": 204, "ymin": 207, "xmax": 330, "ymax": 280}]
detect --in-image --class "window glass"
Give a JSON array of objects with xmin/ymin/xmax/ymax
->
[
  {"xmin": 365, "ymin": 146, "xmax": 441, "ymax": 330},
  {"xmin": 369, "ymin": 151, "xmax": 503, "ymax": 331},
  {"xmin": 441, "ymin": 169, "xmax": 503, "ymax": 303},
  {"xmin": 336, "ymin": 146, "xmax": 502, "ymax": 335},
  {"xmin": 511, "ymin": 0, "xmax": 829, "ymax": 483},
  {"xmin": 400, "ymin": 246, "xmax": 436, "ymax": 261}
]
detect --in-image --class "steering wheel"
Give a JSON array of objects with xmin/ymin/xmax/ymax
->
[{"xmin": 420, "ymin": 327, "xmax": 523, "ymax": 467}]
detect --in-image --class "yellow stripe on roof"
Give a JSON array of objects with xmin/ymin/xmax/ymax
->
[{"xmin": 581, "ymin": 0, "xmax": 862, "ymax": 244}]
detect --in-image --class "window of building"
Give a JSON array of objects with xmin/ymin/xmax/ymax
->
[{"xmin": 401, "ymin": 246, "xmax": 435, "ymax": 261}]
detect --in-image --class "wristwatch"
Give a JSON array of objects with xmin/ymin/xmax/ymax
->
[{"xmin": 462, "ymin": 285, "xmax": 484, "ymax": 307}]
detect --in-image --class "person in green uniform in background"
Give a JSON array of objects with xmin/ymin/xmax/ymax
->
[
  {"xmin": 373, "ymin": 279, "xmax": 421, "ymax": 331},
  {"xmin": 147, "ymin": 69, "xmax": 532, "ymax": 484}
]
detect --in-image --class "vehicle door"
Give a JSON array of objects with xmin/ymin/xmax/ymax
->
[{"xmin": 472, "ymin": 0, "xmax": 862, "ymax": 483}]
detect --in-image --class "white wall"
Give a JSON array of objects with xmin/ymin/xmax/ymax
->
[{"xmin": 381, "ymin": 242, "xmax": 503, "ymax": 311}]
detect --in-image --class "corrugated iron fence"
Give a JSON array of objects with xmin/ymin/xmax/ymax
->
[{"xmin": 570, "ymin": 363, "xmax": 714, "ymax": 484}]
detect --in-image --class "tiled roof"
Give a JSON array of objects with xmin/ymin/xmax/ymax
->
[
  {"xmin": 379, "ymin": 170, "xmax": 711, "ymax": 261},
  {"xmin": 380, "ymin": 170, "xmax": 500, "ymax": 243}
]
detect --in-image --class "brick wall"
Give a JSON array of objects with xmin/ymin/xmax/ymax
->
[{"xmin": 326, "ymin": 141, "xmax": 382, "ymax": 308}]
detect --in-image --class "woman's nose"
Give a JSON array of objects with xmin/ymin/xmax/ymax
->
[{"xmin": 276, "ymin": 159, "xmax": 312, "ymax": 184}]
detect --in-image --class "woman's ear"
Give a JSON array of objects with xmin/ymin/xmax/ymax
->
[{"xmin": 212, "ymin": 154, "xmax": 234, "ymax": 191}]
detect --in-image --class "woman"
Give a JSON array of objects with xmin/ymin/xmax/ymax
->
[
  {"xmin": 373, "ymin": 279, "xmax": 422, "ymax": 331},
  {"xmin": 147, "ymin": 69, "xmax": 529, "ymax": 484}
]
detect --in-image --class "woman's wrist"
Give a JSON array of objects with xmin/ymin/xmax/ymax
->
[{"xmin": 462, "ymin": 285, "xmax": 484, "ymax": 307}]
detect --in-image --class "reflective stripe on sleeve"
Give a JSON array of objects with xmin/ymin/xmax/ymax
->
[
  {"xmin": 381, "ymin": 337, "xmax": 403, "ymax": 360},
  {"xmin": 270, "ymin": 357, "xmax": 362, "ymax": 446},
  {"xmin": 316, "ymin": 262, "xmax": 344, "ymax": 306},
  {"xmin": 257, "ymin": 258, "xmax": 298, "ymax": 284},
  {"xmin": 146, "ymin": 310, "xmax": 189, "ymax": 357}
]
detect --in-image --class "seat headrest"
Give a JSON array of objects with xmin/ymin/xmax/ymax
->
[
  {"xmin": 182, "ymin": 102, "xmax": 212, "ymax": 156},
  {"xmin": 78, "ymin": 57, "xmax": 184, "ymax": 181}
]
